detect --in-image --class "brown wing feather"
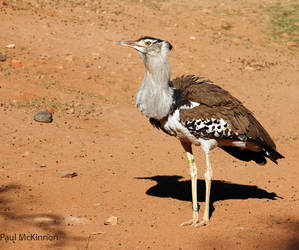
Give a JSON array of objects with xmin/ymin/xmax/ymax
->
[{"xmin": 172, "ymin": 75, "xmax": 283, "ymax": 163}]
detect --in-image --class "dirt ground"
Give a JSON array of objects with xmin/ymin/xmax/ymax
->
[{"xmin": 0, "ymin": 0, "xmax": 298, "ymax": 249}]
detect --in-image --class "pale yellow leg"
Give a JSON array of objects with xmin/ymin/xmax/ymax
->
[
  {"xmin": 180, "ymin": 142, "xmax": 199, "ymax": 226},
  {"xmin": 180, "ymin": 142, "xmax": 213, "ymax": 227},
  {"xmin": 199, "ymin": 152, "xmax": 213, "ymax": 226}
]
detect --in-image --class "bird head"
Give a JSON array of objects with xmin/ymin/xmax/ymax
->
[{"xmin": 117, "ymin": 36, "xmax": 173, "ymax": 58}]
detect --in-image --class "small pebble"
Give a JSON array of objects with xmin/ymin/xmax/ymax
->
[
  {"xmin": 245, "ymin": 66, "xmax": 255, "ymax": 71},
  {"xmin": 0, "ymin": 53, "xmax": 6, "ymax": 62},
  {"xmin": 64, "ymin": 215, "xmax": 88, "ymax": 225},
  {"xmin": 189, "ymin": 36, "xmax": 196, "ymax": 40},
  {"xmin": 6, "ymin": 44, "xmax": 15, "ymax": 48},
  {"xmin": 104, "ymin": 216, "xmax": 118, "ymax": 226},
  {"xmin": 61, "ymin": 172, "xmax": 78, "ymax": 178},
  {"xmin": 34, "ymin": 110, "xmax": 53, "ymax": 123}
]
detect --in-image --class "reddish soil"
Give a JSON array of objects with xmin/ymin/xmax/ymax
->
[{"xmin": 0, "ymin": 0, "xmax": 298, "ymax": 249}]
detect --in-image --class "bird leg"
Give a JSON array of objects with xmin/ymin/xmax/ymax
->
[
  {"xmin": 180, "ymin": 142, "xmax": 213, "ymax": 227},
  {"xmin": 180, "ymin": 142, "xmax": 199, "ymax": 226},
  {"xmin": 201, "ymin": 152, "xmax": 213, "ymax": 226}
]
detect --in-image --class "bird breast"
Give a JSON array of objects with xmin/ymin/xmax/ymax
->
[{"xmin": 136, "ymin": 79, "xmax": 174, "ymax": 120}]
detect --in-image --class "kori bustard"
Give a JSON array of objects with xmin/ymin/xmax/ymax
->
[{"xmin": 118, "ymin": 36, "xmax": 284, "ymax": 226}]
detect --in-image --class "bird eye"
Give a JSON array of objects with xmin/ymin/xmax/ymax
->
[{"xmin": 145, "ymin": 41, "xmax": 151, "ymax": 46}]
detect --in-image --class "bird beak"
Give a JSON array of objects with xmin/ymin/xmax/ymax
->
[
  {"xmin": 117, "ymin": 40, "xmax": 147, "ymax": 50},
  {"xmin": 117, "ymin": 40, "xmax": 138, "ymax": 48},
  {"xmin": 117, "ymin": 40, "xmax": 148, "ymax": 54}
]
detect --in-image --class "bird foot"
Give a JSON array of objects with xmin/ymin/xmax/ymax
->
[
  {"xmin": 198, "ymin": 219, "xmax": 209, "ymax": 227},
  {"xmin": 180, "ymin": 218, "xmax": 209, "ymax": 227}
]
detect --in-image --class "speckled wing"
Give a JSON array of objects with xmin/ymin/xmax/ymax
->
[{"xmin": 172, "ymin": 75, "xmax": 284, "ymax": 164}]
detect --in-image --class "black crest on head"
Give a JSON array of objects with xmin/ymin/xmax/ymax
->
[
  {"xmin": 137, "ymin": 36, "xmax": 162, "ymax": 42},
  {"xmin": 137, "ymin": 36, "xmax": 173, "ymax": 50},
  {"xmin": 167, "ymin": 41, "xmax": 173, "ymax": 50}
]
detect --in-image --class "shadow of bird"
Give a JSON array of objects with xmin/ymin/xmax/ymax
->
[{"xmin": 136, "ymin": 175, "xmax": 279, "ymax": 217}]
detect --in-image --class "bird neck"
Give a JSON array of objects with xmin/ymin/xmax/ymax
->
[{"xmin": 135, "ymin": 55, "xmax": 174, "ymax": 120}]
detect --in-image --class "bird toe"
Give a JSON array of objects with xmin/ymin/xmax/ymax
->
[
  {"xmin": 180, "ymin": 218, "xmax": 210, "ymax": 227},
  {"xmin": 180, "ymin": 218, "xmax": 200, "ymax": 227},
  {"xmin": 196, "ymin": 219, "xmax": 210, "ymax": 227}
]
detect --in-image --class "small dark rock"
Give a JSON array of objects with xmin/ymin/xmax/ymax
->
[
  {"xmin": 0, "ymin": 53, "xmax": 6, "ymax": 62},
  {"xmin": 34, "ymin": 110, "xmax": 53, "ymax": 123}
]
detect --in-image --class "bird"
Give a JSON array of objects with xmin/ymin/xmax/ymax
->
[{"xmin": 117, "ymin": 36, "xmax": 284, "ymax": 227}]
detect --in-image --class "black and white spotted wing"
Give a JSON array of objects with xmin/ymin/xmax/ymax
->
[{"xmin": 183, "ymin": 118, "xmax": 243, "ymax": 141}]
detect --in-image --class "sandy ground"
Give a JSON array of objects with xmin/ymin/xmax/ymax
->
[{"xmin": 0, "ymin": 0, "xmax": 298, "ymax": 249}]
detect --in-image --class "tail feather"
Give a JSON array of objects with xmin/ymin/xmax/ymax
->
[
  {"xmin": 221, "ymin": 146, "xmax": 267, "ymax": 165},
  {"xmin": 221, "ymin": 146, "xmax": 284, "ymax": 165},
  {"xmin": 262, "ymin": 145, "xmax": 285, "ymax": 164}
]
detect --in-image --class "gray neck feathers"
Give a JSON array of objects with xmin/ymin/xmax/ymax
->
[{"xmin": 135, "ymin": 53, "xmax": 174, "ymax": 120}]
